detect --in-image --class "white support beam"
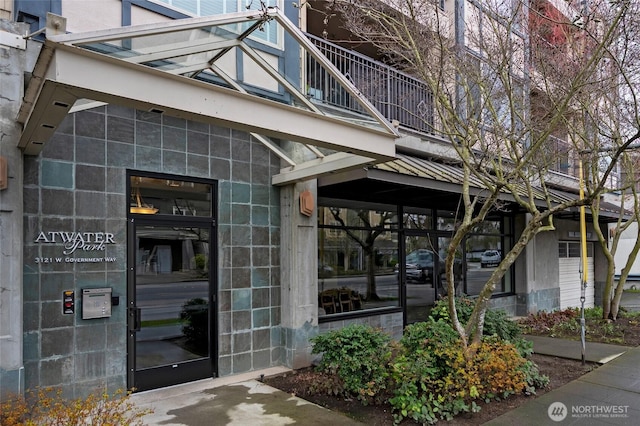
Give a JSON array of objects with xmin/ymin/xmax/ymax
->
[
  {"xmin": 272, "ymin": 152, "xmax": 376, "ymax": 186},
  {"xmin": 19, "ymin": 47, "xmax": 396, "ymax": 160},
  {"xmin": 18, "ymin": 80, "xmax": 77, "ymax": 155}
]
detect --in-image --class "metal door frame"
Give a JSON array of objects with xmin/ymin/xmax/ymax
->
[{"xmin": 125, "ymin": 172, "xmax": 218, "ymax": 392}]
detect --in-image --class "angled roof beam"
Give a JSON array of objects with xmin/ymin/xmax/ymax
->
[
  {"xmin": 210, "ymin": 62, "xmax": 325, "ymax": 161},
  {"xmin": 19, "ymin": 47, "xmax": 396, "ymax": 159},
  {"xmin": 18, "ymin": 9, "xmax": 397, "ymax": 177}
]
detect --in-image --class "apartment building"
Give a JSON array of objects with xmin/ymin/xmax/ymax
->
[{"xmin": 0, "ymin": 0, "xmax": 614, "ymax": 399}]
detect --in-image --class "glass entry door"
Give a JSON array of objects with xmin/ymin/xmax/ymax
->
[
  {"xmin": 404, "ymin": 234, "xmax": 439, "ymax": 323},
  {"xmin": 403, "ymin": 234, "xmax": 461, "ymax": 323},
  {"xmin": 128, "ymin": 222, "xmax": 213, "ymax": 391}
]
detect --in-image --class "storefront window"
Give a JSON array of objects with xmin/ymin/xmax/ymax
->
[
  {"xmin": 318, "ymin": 205, "xmax": 400, "ymax": 317},
  {"xmin": 318, "ymin": 204, "xmax": 514, "ymax": 319},
  {"xmin": 465, "ymin": 217, "xmax": 513, "ymax": 295}
]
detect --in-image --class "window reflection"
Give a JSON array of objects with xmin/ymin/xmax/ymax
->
[
  {"xmin": 318, "ymin": 206, "xmax": 399, "ymax": 317},
  {"xmin": 437, "ymin": 210, "xmax": 460, "ymax": 231},
  {"xmin": 318, "ymin": 205, "xmax": 514, "ymax": 318},
  {"xmin": 403, "ymin": 209, "xmax": 432, "ymax": 230},
  {"xmin": 129, "ymin": 176, "xmax": 212, "ymax": 217},
  {"xmin": 464, "ymin": 219, "xmax": 510, "ymax": 296}
]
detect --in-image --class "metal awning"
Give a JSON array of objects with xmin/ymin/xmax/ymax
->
[
  {"xmin": 319, "ymin": 154, "xmax": 626, "ymax": 221},
  {"xmin": 17, "ymin": 8, "xmax": 398, "ymax": 184},
  {"xmin": 320, "ymin": 154, "xmax": 571, "ymax": 203}
]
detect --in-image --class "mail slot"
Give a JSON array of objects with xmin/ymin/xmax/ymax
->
[{"xmin": 82, "ymin": 287, "xmax": 112, "ymax": 319}]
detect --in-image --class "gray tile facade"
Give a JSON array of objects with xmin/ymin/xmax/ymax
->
[{"xmin": 23, "ymin": 105, "xmax": 282, "ymax": 397}]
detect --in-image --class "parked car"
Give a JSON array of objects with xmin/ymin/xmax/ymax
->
[
  {"xmin": 480, "ymin": 250, "xmax": 501, "ymax": 268},
  {"xmin": 403, "ymin": 263, "xmax": 424, "ymax": 282},
  {"xmin": 405, "ymin": 249, "xmax": 444, "ymax": 283}
]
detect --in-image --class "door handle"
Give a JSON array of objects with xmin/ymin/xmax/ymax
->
[{"xmin": 128, "ymin": 307, "xmax": 142, "ymax": 332}]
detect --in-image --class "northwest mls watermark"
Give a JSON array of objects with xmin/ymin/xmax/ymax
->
[{"xmin": 548, "ymin": 402, "xmax": 629, "ymax": 422}]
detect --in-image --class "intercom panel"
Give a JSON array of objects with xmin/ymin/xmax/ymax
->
[{"xmin": 82, "ymin": 287, "xmax": 112, "ymax": 319}]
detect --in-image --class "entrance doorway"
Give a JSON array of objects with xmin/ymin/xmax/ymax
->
[
  {"xmin": 126, "ymin": 174, "xmax": 216, "ymax": 391},
  {"xmin": 403, "ymin": 233, "xmax": 460, "ymax": 323}
]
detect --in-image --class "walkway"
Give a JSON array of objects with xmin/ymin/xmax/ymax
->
[
  {"xmin": 486, "ymin": 336, "xmax": 640, "ymax": 425},
  {"xmin": 130, "ymin": 366, "xmax": 363, "ymax": 426},
  {"xmin": 131, "ymin": 292, "xmax": 640, "ymax": 425}
]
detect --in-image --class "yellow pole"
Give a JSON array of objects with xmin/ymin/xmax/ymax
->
[
  {"xmin": 579, "ymin": 161, "xmax": 588, "ymax": 282},
  {"xmin": 578, "ymin": 158, "xmax": 587, "ymax": 365}
]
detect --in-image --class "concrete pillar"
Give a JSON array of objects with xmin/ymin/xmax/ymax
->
[
  {"xmin": 279, "ymin": 180, "xmax": 318, "ymax": 369},
  {"xmin": 0, "ymin": 20, "xmax": 28, "ymax": 400},
  {"xmin": 515, "ymin": 213, "xmax": 561, "ymax": 315},
  {"xmin": 514, "ymin": 213, "xmax": 532, "ymax": 316}
]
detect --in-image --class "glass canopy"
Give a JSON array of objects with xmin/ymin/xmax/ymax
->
[
  {"xmin": 54, "ymin": 8, "xmax": 395, "ymax": 136},
  {"xmin": 19, "ymin": 8, "xmax": 398, "ymax": 183}
]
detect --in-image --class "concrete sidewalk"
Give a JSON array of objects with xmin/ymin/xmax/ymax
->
[
  {"xmin": 131, "ymin": 291, "xmax": 640, "ymax": 425},
  {"xmin": 130, "ymin": 366, "xmax": 364, "ymax": 426},
  {"xmin": 526, "ymin": 335, "xmax": 630, "ymax": 364},
  {"xmin": 486, "ymin": 336, "xmax": 640, "ymax": 425},
  {"xmin": 131, "ymin": 337, "xmax": 639, "ymax": 425}
]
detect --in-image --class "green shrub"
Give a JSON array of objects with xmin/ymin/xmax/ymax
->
[
  {"xmin": 584, "ymin": 306, "xmax": 603, "ymax": 320},
  {"xmin": 400, "ymin": 318, "xmax": 458, "ymax": 353},
  {"xmin": 0, "ymin": 387, "xmax": 151, "ymax": 426},
  {"xmin": 389, "ymin": 333, "xmax": 533, "ymax": 424},
  {"xmin": 619, "ymin": 306, "xmax": 640, "ymax": 319},
  {"xmin": 429, "ymin": 297, "xmax": 521, "ymax": 341},
  {"xmin": 310, "ymin": 324, "xmax": 391, "ymax": 404},
  {"xmin": 310, "ymin": 307, "xmax": 550, "ymax": 424},
  {"xmin": 519, "ymin": 359, "xmax": 550, "ymax": 394}
]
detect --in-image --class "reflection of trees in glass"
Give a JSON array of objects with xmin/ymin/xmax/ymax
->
[
  {"xmin": 180, "ymin": 298, "xmax": 208, "ymax": 356},
  {"xmin": 403, "ymin": 213, "xmax": 431, "ymax": 229},
  {"xmin": 467, "ymin": 221, "xmax": 502, "ymax": 255},
  {"xmin": 178, "ymin": 227, "xmax": 209, "ymax": 275},
  {"xmin": 466, "ymin": 235, "xmax": 500, "ymax": 253},
  {"xmin": 471, "ymin": 220, "xmax": 501, "ymax": 235},
  {"xmin": 329, "ymin": 208, "xmax": 395, "ymax": 301}
]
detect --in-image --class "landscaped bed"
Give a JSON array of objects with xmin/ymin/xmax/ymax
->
[{"xmin": 265, "ymin": 299, "xmax": 640, "ymax": 424}]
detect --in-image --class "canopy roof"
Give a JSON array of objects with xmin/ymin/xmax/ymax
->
[
  {"xmin": 18, "ymin": 8, "xmax": 399, "ymax": 184},
  {"xmin": 319, "ymin": 154, "xmax": 627, "ymax": 222}
]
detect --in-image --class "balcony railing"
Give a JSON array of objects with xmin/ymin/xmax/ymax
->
[
  {"xmin": 306, "ymin": 34, "xmax": 441, "ymax": 136},
  {"xmin": 545, "ymin": 135, "xmax": 575, "ymax": 176}
]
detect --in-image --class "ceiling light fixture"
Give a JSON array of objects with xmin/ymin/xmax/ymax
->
[{"xmin": 130, "ymin": 186, "xmax": 158, "ymax": 214}]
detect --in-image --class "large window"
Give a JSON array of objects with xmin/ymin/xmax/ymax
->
[
  {"xmin": 318, "ymin": 205, "xmax": 400, "ymax": 318},
  {"xmin": 129, "ymin": 175, "xmax": 212, "ymax": 217},
  {"xmin": 465, "ymin": 217, "xmax": 513, "ymax": 295},
  {"xmin": 153, "ymin": 0, "xmax": 281, "ymax": 46},
  {"xmin": 319, "ymin": 203, "xmax": 514, "ymax": 320}
]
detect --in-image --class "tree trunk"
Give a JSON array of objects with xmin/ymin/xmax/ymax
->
[
  {"xmin": 365, "ymin": 247, "xmax": 380, "ymax": 301},
  {"xmin": 611, "ymin": 240, "xmax": 640, "ymax": 319},
  {"xmin": 463, "ymin": 217, "xmax": 543, "ymax": 355},
  {"xmin": 445, "ymin": 226, "xmax": 469, "ymax": 351}
]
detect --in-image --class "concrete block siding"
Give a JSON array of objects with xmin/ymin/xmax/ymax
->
[{"xmin": 516, "ymin": 287, "xmax": 561, "ymax": 316}]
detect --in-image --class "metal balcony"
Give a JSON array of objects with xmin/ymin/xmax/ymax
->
[
  {"xmin": 544, "ymin": 135, "xmax": 576, "ymax": 176},
  {"xmin": 306, "ymin": 34, "xmax": 441, "ymax": 136}
]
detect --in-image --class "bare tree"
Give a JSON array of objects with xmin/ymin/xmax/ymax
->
[
  {"xmin": 329, "ymin": 208, "xmax": 396, "ymax": 301},
  {"xmin": 306, "ymin": 0, "xmax": 639, "ymax": 357},
  {"xmin": 590, "ymin": 155, "xmax": 640, "ymax": 320},
  {"xmin": 557, "ymin": 0, "xmax": 640, "ymax": 320}
]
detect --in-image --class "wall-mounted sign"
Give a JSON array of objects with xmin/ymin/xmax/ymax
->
[{"xmin": 33, "ymin": 231, "xmax": 117, "ymax": 264}]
